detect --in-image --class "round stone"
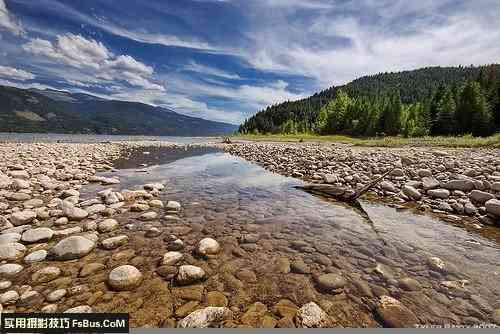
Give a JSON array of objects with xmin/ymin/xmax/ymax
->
[
  {"xmin": 296, "ymin": 302, "xmax": 331, "ymax": 328},
  {"xmin": 315, "ymin": 273, "xmax": 347, "ymax": 292},
  {"xmin": 140, "ymin": 211, "xmax": 158, "ymax": 221},
  {"xmin": 65, "ymin": 305, "xmax": 93, "ymax": 313},
  {"xmin": 162, "ymin": 251, "xmax": 183, "ymax": 266},
  {"xmin": 97, "ymin": 219, "xmax": 119, "ymax": 233},
  {"xmin": 46, "ymin": 289, "xmax": 67, "ymax": 302},
  {"xmin": 61, "ymin": 201, "xmax": 88, "ymax": 221},
  {"xmin": 197, "ymin": 238, "xmax": 220, "ymax": 256},
  {"xmin": 101, "ymin": 235, "xmax": 129, "ymax": 250},
  {"xmin": 0, "ymin": 280, "xmax": 12, "ymax": 289},
  {"xmin": 178, "ymin": 307, "xmax": 232, "ymax": 328},
  {"xmin": 0, "ymin": 263, "xmax": 24, "ymax": 277},
  {"xmin": 32, "ymin": 266, "xmax": 62, "ymax": 283},
  {"xmin": 108, "ymin": 265, "xmax": 143, "ymax": 291},
  {"xmin": 10, "ymin": 210, "xmax": 36, "ymax": 226},
  {"xmin": 21, "ymin": 227, "xmax": 54, "ymax": 243},
  {"xmin": 49, "ymin": 236, "xmax": 96, "ymax": 260},
  {"xmin": 0, "ymin": 233, "xmax": 21, "ymax": 245},
  {"xmin": 24, "ymin": 249, "xmax": 48, "ymax": 263},
  {"xmin": 79, "ymin": 263, "xmax": 106, "ymax": 277},
  {"xmin": 0, "ymin": 290, "xmax": 19, "ymax": 305},
  {"xmin": 0, "ymin": 242, "xmax": 26, "ymax": 261},
  {"xmin": 177, "ymin": 265, "xmax": 206, "ymax": 285}
]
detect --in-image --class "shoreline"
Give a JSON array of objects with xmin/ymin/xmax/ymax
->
[{"xmin": 1, "ymin": 140, "xmax": 500, "ymax": 327}]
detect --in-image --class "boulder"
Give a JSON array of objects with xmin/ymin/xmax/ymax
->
[
  {"xmin": 469, "ymin": 190, "xmax": 494, "ymax": 204},
  {"xmin": 485, "ymin": 199, "xmax": 500, "ymax": 217},
  {"xmin": 98, "ymin": 219, "xmax": 119, "ymax": 233},
  {"xmin": 101, "ymin": 235, "xmax": 129, "ymax": 250},
  {"xmin": 314, "ymin": 273, "xmax": 346, "ymax": 292},
  {"xmin": 427, "ymin": 189, "xmax": 450, "ymax": 199},
  {"xmin": 402, "ymin": 185, "xmax": 421, "ymax": 200},
  {"xmin": 162, "ymin": 251, "xmax": 183, "ymax": 266},
  {"xmin": 443, "ymin": 179, "xmax": 474, "ymax": 192},
  {"xmin": 0, "ymin": 242, "xmax": 26, "ymax": 261},
  {"xmin": 61, "ymin": 201, "xmax": 88, "ymax": 221},
  {"xmin": 0, "ymin": 263, "xmax": 23, "ymax": 277}
]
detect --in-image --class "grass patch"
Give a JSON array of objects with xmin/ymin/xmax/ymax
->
[{"xmin": 231, "ymin": 133, "xmax": 500, "ymax": 148}]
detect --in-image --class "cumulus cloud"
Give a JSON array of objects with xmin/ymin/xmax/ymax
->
[
  {"xmin": 0, "ymin": 65, "xmax": 35, "ymax": 80},
  {"xmin": 0, "ymin": 0, "xmax": 24, "ymax": 35},
  {"xmin": 23, "ymin": 33, "xmax": 164, "ymax": 91}
]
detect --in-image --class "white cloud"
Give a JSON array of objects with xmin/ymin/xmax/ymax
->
[
  {"xmin": 23, "ymin": 33, "xmax": 164, "ymax": 91},
  {"xmin": 184, "ymin": 61, "xmax": 241, "ymax": 80},
  {"xmin": 0, "ymin": 0, "xmax": 24, "ymax": 35},
  {"xmin": 0, "ymin": 65, "xmax": 35, "ymax": 80}
]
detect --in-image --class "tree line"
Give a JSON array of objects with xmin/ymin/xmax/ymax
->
[{"xmin": 239, "ymin": 65, "xmax": 500, "ymax": 137}]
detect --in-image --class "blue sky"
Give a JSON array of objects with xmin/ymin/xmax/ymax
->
[{"xmin": 1, "ymin": 0, "xmax": 499, "ymax": 125}]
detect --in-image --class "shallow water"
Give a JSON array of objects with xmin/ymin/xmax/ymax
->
[{"xmin": 83, "ymin": 148, "xmax": 500, "ymax": 326}]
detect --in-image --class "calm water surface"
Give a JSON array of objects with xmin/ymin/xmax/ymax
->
[{"xmin": 83, "ymin": 148, "xmax": 500, "ymax": 326}]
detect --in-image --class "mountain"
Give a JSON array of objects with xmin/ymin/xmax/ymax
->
[
  {"xmin": 239, "ymin": 65, "xmax": 499, "ymax": 135},
  {"xmin": 0, "ymin": 85, "xmax": 237, "ymax": 136}
]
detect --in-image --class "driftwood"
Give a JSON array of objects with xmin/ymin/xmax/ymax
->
[{"xmin": 295, "ymin": 165, "xmax": 396, "ymax": 203}]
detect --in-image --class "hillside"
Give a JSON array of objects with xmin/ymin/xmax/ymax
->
[
  {"xmin": 0, "ymin": 86, "xmax": 237, "ymax": 136},
  {"xmin": 239, "ymin": 65, "xmax": 500, "ymax": 136}
]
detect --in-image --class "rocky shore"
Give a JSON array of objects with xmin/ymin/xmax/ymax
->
[
  {"xmin": 1, "ymin": 140, "xmax": 499, "ymax": 328},
  {"xmin": 224, "ymin": 142, "xmax": 500, "ymax": 228}
]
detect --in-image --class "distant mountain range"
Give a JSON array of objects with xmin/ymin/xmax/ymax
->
[{"xmin": 0, "ymin": 85, "xmax": 237, "ymax": 136}]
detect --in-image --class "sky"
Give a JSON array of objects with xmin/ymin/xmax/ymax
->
[{"xmin": 0, "ymin": 0, "xmax": 499, "ymax": 125}]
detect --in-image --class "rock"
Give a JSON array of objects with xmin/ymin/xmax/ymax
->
[
  {"xmin": 49, "ymin": 236, "xmax": 96, "ymax": 260},
  {"xmin": 166, "ymin": 201, "xmax": 181, "ymax": 211},
  {"xmin": 402, "ymin": 185, "xmax": 421, "ymax": 200},
  {"xmin": 197, "ymin": 238, "xmax": 220, "ymax": 256},
  {"xmin": 0, "ymin": 263, "xmax": 23, "ymax": 277},
  {"xmin": 32, "ymin": 266, "xmax": 61, "ymax": 283},
  {"xmin": 469, "ymin": 190, "xmax": 495, "ymax": 204},
  {"xmin": 85, "ymin": 204, "xmax": 106, "ymax": 215},
  {"xmin": 10, "ymin": 210, "xmax": 36, "ymax": 226},
  {"xmin": 178, "ymin": 307, "xmax": 232, "ymax": 328},
  {"xmin": 398, "ymin": 277, "xmax": 422, "ymax": 291},
  {"xmin": 206, "ymin": 291, "xmax": 228, "ymax": 307},
  {"xmin": 0, "ymin": 242, "xmax": 26, "ymax": 261},
  {"xmin": 18, "ymin": 290, "xmax": 44, "ymax": 306},
  {"xmin": 140, "ymin": 211, "xmax": 158, "ymax": 221},
  {"xmin": 493, "ymin": 308, "xmax": 500, "ymax": 325},
  {"xmin": 149, "ymin": 199, "xmax": 164, "ymax": 208},
  {"xmin": 427, "ymin": 257, "xmax": 447, "ymax": 273},
  {"xmin": 276, "ymin": 257, "xmax": 291, "ymax": 273},
  {"xmin": 80, "ymin": 263, "xmax": 106, "ymax": 277},
  {"xmin": 24, "ymin": 249, "xmax": 48, "ymax": 263},
  {"xmin": 65, "ymin": 305, "xmax": 93, "ymax": 313},
  {"xmin": 380, "ymin": 181, "xmax": 398, "ymax": 193},
  {"xmin": 314, "ymin": 273, "xmax": 346, "ymax": 292},
  {"xmin": 97, "ymin": 219, "xmax": 119, "ymax": 233},
  {"xmin": 162, "ymin": 251, "xmax": 183, "ymax": 266},
  {"xmin": 21, "ymin": 227, "xmax": 54, "ymax": 243},
  {"xmin": 0, "ymin": 290, "xmax": 19, "ymax": 304},
  {"xmin": 323, "ymin": 174, "xmax": 338, "ymax": 184},
  {"xmin": 427, "ymin": 189, "xmax": 450, "ymax": 199},
  {"xmin": 291, "ymin": 261, "xmax": 310, "ymax": 274},
  {"xmin": 0, "ymin": 232, "xmax": 21, "ymax": 244},
  {"xmin": 46, "ymin": 289, "xmax": 67, "ymax": 302},
  {"xmin": 61, "ymin": 201, "xmax": 88, "ymax": 221},
  {"xmin": 177, "ymin": 265, "xmax": 206, "ymax": 285},
  {"xmin": 108, "ymin": 265, "xmax": 143, "ymax": 291},
  {"xmin": 273, "ymin": 299, "xmax": 299, "ymax": 319},
  {"xmin": 144, "ymin": 183, "xmax": 165, "ymax": 191},
  {"xmin": 296, "ymin": 302, "xmax": 331, "ymax": 328},
  {"xmin": 55, "ymin": 217, "xmax": 69, "ymax": 226},
  {"xmin": 41, "ymin": 304, "xmax": 58, "ymax": 313},
  {"xmin": 8, "ymin": 170, "xmax": 29, "ymax": 180},
  {"xmin": 145, "ymin": 227, "xmax": 162, "ymax": 238},
  {"xmin": 176, "ymin": 301, "xmax": 200, "ymax": 318},
  {"xmin": 236, "ymin": 269, "xmax": 257, "ymax": 283},
  {"xmin": 101, "ymin": 235, "xmax": 129, "ymax": 250},
  {"xmin": 0, "ymin": 280, "xmax": 12, "ymax": 289},
  {"xmin": 444, "ymin": 179, "xmax": 474, "ymax": 192},
  {"xmin": 0, "ymin": 174, "xmax": 12, "ymax": 188},
  {"xmin": 376, "ymin": 295, "xmax": 419, "ymax": 327},
  {"xmin": 156, "ymin": 265, "xmax": 178, "ymax": 280},
  {"xmin": 485, "ymin": 199, "xmax": 500, "ymax": 217},
  {"xmin": 464, "ymin": 202, "xmax": 478, "ymax": 215}
]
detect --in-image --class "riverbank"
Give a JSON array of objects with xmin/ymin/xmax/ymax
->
[
  {"xmin": 231, "ymin": 134, "xmax": 500, "ymax": 148},
  {"xmin": 223, "ymin": 141, "xmax": 500, "ymax": 229},
  {"xmin": 1, "ymin": 141, "xmax": 500, "ymax": 328}
]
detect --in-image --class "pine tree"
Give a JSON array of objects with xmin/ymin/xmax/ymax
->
[{"xmin": 436, "ymin": 89, "xmax": 457, "ymax": 135}]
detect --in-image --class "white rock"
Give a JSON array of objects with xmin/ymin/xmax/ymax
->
[
  {"xmin": 98, "ymin": 219, "xmax": 119, "ymax": 233},
  {"xmin": 178, "ymin": 307, "xmax": 233, "ymax": 328},
  {"xmin": 166, "ymin": 201, "xmax": 181, "ymax": 211},
  {"xmin": 108, "ymin": 265, "xmax": 143, "ymax": 291},
  {"xmin": 0, "ymin": 263, "xmax": 24, "ymax": 277},
  {"xmin": 197, "ymin": 238, "xmax": 220, "ymax": 256},
  {"xmin": 0, "ymin": 290, "xmax": 19, "ymax": 305},
  {"xmin": 65, "ymin": 305, "xmax": 93, "ymax": 313},
  {"xmin": 24, "ymin": 249, "xmax": 48, "ymax": 263},
  {"xmin": 0, "ymin": 232, "xmax": 21, "ymax": 245},
  {"xmin": 162, "ymin": 251, "xmax": 183, "ymax": 265},
  {"xmin": 177, "ymin": 265, "xmax": 206, "ymax": 285},
  {"xmin": 101, "ymin": 235, "xmax": 129, "ymax": 250},
  {"xmin": 402, "ymin": 185, "xmax": 421, "ymax": 200},
  {"xmin": 296, "ymin": 302, "xmax": 331, "ymax": 328},
  {"xmin": 61, "ymin": 201, "xmax": 88, "ymax": 221},
  {"xmin": 0, "ymin": 242, "xmax": 26, "ymax": 260},
  {"xmin": 46, "ymin": 289, "xmax": 67, "ymax": 302},
  {"xmin": 49, "ymin": 236, "xmax": 96, "ymax": 260},
  {"xmin": 10, "ymin": 210, "xmax": 37, "ymax": 226},
  {"xmin": 21, "ymin": 227, "xmax": 54, "ymax": 243}
]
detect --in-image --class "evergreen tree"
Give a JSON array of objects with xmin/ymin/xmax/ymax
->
[{"xmin": 436, "ymin": 89, "xmax": 457, "ymax": 135}]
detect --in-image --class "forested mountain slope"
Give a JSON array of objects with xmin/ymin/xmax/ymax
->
[{"xmin": 239, "ymin": 65, "xmax": 500, "ymax": 137}]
